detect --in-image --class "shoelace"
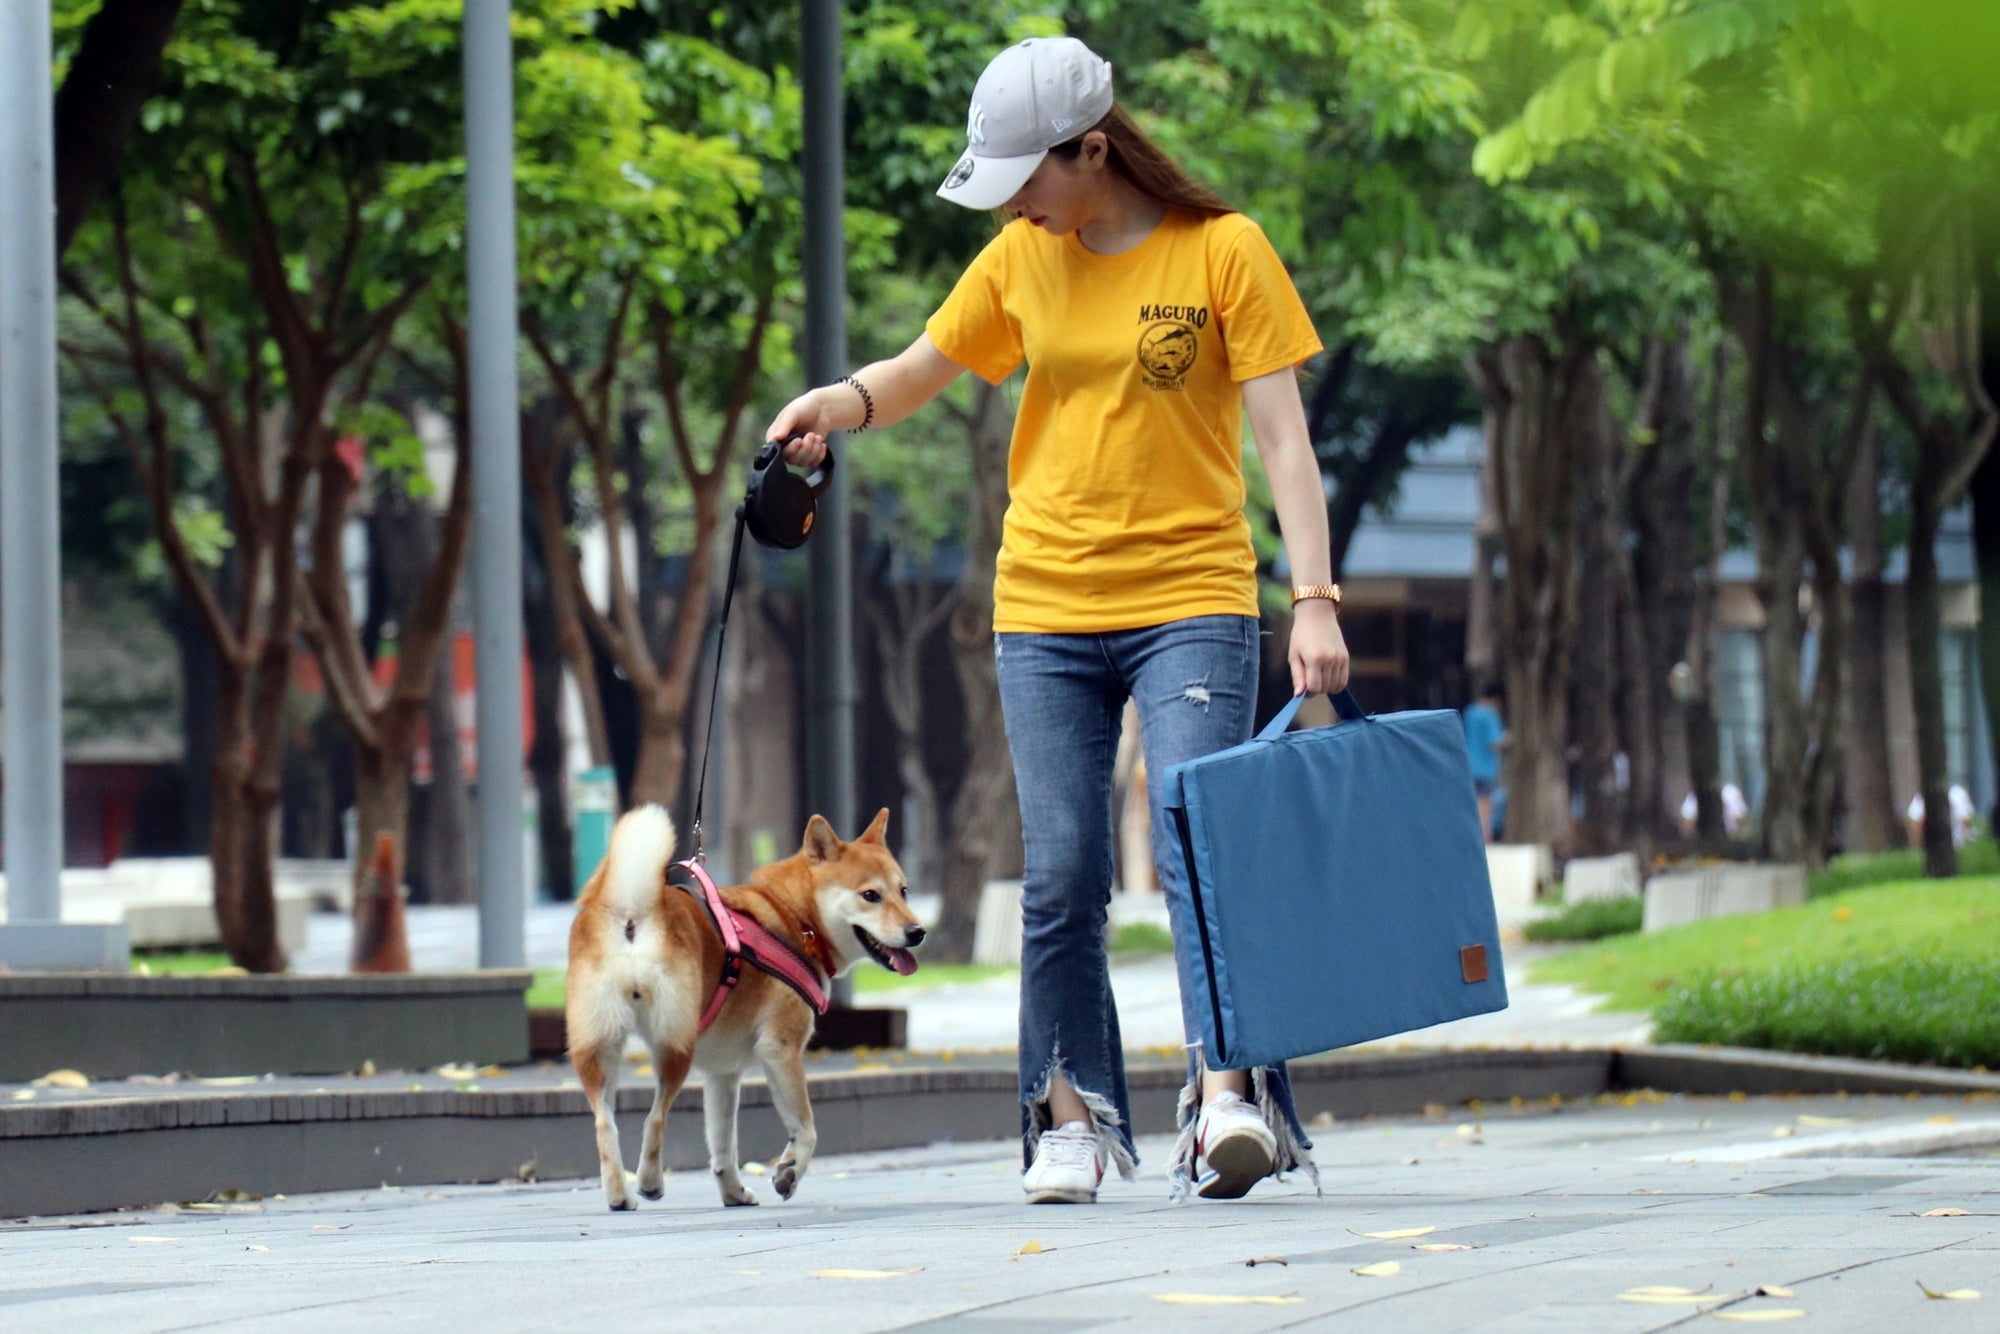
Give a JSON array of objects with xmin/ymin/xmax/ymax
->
[{"xmin": 1037, "ymin": 1129, "xmax": 1099, "ymax": 1172}]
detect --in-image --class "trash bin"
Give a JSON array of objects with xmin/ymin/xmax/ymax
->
[{"xmin": 571, "ymin": 766, "xmax": 618, "ymax": 896}]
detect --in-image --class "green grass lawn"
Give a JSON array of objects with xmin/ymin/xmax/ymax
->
[
  {"xmin": 1807, "ymin": 839, "xmax": 1997, "ymax": 898},
  {"xmin": 1532, "ymin": 876, "xmax": 2000, "ymax": 1013},
  {"xmin": 132, "ymin": 950, "xmax": 237, "ymax": 976}
]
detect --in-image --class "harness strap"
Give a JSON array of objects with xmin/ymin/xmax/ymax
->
[{"xmin": 677, "ymin": 858, "xmax": 829, "ymax": 1031}]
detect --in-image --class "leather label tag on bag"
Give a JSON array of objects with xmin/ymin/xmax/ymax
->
[{"xmin": 1460, "ymin": 944, "xmax": 1489, "ymax": 984}]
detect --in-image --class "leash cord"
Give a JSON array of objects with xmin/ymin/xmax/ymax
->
[{"xmin": 689, "ymin": 503, "xmax": 748, "ymax": 859}]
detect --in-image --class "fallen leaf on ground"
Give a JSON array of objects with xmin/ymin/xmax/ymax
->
[
  {"xmin": 1770, "ymin": 1127, "xmax": 1794, "ymax": 1139},
  {"xmin": 177, "ymin": 1202, "xmax": 226, "ymax": 1212},
  {"xmin": 433, "ymin": 1063, "xmax": 478, "ymax": 1081},
  {"xmin": 10, "ymin": 1090, "xmax": 36, "ymax": 1101},
  {"xmin": 359, "ymin": 1060, "xmax": 376, "ymax": 1077},
  {"xmin": 1619, "ymin": 1286, "xmax": 1717, "ymax": 1305},
  {"xmin": 1921, "ymin": 1208, "xmax": 1971, "ymax": 1217},
  {"xmin": 477, "ymin": 1065, "xmax": 509, "ymax": 1078},
  {"xmin": 1926, "ymin": 1115, "xmax": 1958, "ymax": 1126},
  {"xmin": 1352, "ymin": 1261, "xmax": 1402, "ymax": 1277},
  {"xmin": 246, "ymin": 1245, "xmax": 270, "ymax": 1253},
  {"xmin": 1245, "ymin": 1256, "xmax": 1288, "ymax": 1267},
  {"xmin": 812, "ymin": 1268, "xmax": 922, "ymax": 1279},
  {"xmin": 311, "ymin": 1224, "xmax": 351, "ymax": 1231},
  {"xmin": 205, "ymin": 965, "xmax": 249, "ymax": 977},
  {"xmin": 196, "ymin": 1076, "xmax": 259, "ymax": 1086},
  {"xmin": 1153, "ymin": 1294, "xmax": 1304, "ymax": 1306},
  {"xmin": 1754, "ymin": 1285, "xmax": 1796, "ymax": 1298},
  {"xmin": 1831, "ymin": 907, "xmax": 1855, "ymax": 922},
  {"xmin": 1351, "ymin": 1226, "xmax": 1434, "ymax": 1240},
  {"xmin": 128, "ymin": 1236, "xmax": 180, "ymax": 1244},
  {"xmin": 1917, "ymin": 1282, "xmax": 1980, "ymax": 1300},
  {"xmin": 742, "ymin": 1162, "xmax": 768, "ymax": 1176},
  {"xmin": 1011, "ymin": 1240, "xmax": 1043, "ymax": 1258},
  {"xmin": 32, "ymin": 1069, "xmax": 89, "ymax": 1089},
  {"xmin": 1713, "ymin": 1309, "xmax": 1804, "ymax": 1322},
  {"xmin": 1415, "ymin": 1243, "xmax": 1474, "ymax": 1253},
  {"xmin": 1795, "ymin": 1115, "xmax": 1852, "ymax": 1128},
  {"xmin": 1455, "ymin": 1124, "xmax": 1480, "ymax": 1138}
]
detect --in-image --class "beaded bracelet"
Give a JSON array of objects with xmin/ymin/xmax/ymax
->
[{"xmin": 837, "ymin": 374, "xmax": 875, "ymax": 432}]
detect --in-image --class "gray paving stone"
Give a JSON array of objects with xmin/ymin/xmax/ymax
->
[{"xmin": 3, "ymin": 1093, "xmax": 1996, "ymax": 1332}]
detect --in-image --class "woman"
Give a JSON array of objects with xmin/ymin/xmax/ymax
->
[{"xmin": 765, "ymin": 36, "xmax": 1349, "ymax": 1203}]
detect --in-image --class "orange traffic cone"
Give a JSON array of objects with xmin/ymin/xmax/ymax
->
[{"xmin": 350, "ymin": 831, "xmax": 412, "ymax": 973}]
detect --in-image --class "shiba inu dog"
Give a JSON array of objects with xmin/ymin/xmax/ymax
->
[{"xmin": 565, "ymin": 805, "xmax": 924, "ymax": 1210}]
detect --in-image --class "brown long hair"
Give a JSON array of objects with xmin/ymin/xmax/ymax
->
[{"xmin": 1051, "ymin": 103, "xmax": 1232, "ymax": 217}]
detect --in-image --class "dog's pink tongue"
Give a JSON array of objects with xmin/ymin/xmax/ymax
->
[{"xmin": 886, "ymin": 947, "xmax": 919, "ymax": 976}]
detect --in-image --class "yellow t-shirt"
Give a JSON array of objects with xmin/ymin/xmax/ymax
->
[{"xmin": 925, "ymin": 209, "xmax": 1322, "ymax": 634}]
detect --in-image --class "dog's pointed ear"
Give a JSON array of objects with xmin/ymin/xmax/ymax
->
[
  {"xmin": 803, "ymin": 814, "xmax": 841, "ymax": 863},
  {"xmin": 859, "ymin": 807, "xmax": 891, "ymax": 845}
]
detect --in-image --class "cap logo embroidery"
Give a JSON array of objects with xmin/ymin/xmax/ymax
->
[
  {"xmin": 1051, "ymin": 117, "xmax": 1072, "ymax": 134},
  {"xmin": 966, "ymin": 103, "xmax": 987, "ymax": 147}
]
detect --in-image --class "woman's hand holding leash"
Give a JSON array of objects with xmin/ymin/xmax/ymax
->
[{"xmin": 767, "ymin": 394, "xmax": 833, "ymax": 467}]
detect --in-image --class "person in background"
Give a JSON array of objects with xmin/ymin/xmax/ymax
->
[
  {"xmin": 1907, "ymin": 784, "xmax": 1978, "ymax": 850},
  {"xmin": 1463, "ymin": 681, "xmax": 1505, "ymax": 843}
]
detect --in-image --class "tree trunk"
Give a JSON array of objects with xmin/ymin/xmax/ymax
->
[
  {"xmin": 865, "ymin": 587, "xmax": 949, "ymax": 899},
  {"xmin": 629, "ymin": 703, "xmax": 687, "ymax": 811},
  {"xmin": 524, "ymin": 457, "xmax": 575, "ymax": 898},
  {"xmin": 422, "ymin": 642, "xmax": 474, "ymax": 903},
  {"xmin": 1846, "ymin": 413, "xmax": 1900, "ymax": 851},
  {"xmin": 1625, "ymin": 332, "xmax": 1701, "ymax": 857},
  {"xmin": 1469, "ymin": 334, "xmax": 1595, "ymax": 850},
  {"xmin": 931, "ymin": 380, "xmax": 1017, "ymax": 962},
  {"xmin": 1572, "ymin": 361, "xmax": 1624, "ymax": 854},
  {"xmin": 528, "ymin": 428, "xmax": 612, "ymax": 770},
  {"xmin": 1908, "ymin": 492, "xmax": 1958, "ymax": 876},
  {"xmin": 1466, "ymin": 424, "xmax": 1502, "ymax": 686},
  {"xmin": 1685, "ymin": 340, "xmax": 1730, "ymax": 852},
  {"xmin": 173, "ymin": 586, "xmax": 221, "ymax": 855},
  {"xmin": 53, "ymin": 0, "xmax": 187, "ymax": 254},
  {"xmin": 1970, "ymin": 220, "xmax": 2000, "ymax": 836}
]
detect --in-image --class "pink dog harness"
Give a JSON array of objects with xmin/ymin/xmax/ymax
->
[{"xmin": 671, "ymin": 858, "xmax": 830, "ymax": 1031}]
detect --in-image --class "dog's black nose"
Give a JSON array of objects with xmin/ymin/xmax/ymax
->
[{"xmin": 904, "ymin": 926, "xmax": 927, "ymax": 947}]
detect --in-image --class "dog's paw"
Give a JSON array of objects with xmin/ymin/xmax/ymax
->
[
  {"xmin": 714, "ymin": 1168, "xmax": 759, "ymax": 1206},
  {"xmin": 607, "ymin": 1195, "xmax": 637, "ymax": 1212},
  {"xmin": 637, "ymin": 1180, "xmax": 665, "ymax": 1201},
  {"xmin": 773, "ymin": 1162, "xmax": 801, "ymax": 1201}
]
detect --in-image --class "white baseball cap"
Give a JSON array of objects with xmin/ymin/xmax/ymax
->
[{"xmin": 936, "ymin": 37, "xmax": 1115, "ymax": 211}]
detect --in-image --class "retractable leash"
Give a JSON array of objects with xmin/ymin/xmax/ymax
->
[
  {"xmin": 673, "ymin": 435, "xmax": 837, "ymax": 1030},
  {"xmin": 684, "ymin": 434, "xmax": 835, "ymax": 859}
]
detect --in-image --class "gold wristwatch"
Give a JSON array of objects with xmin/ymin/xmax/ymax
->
[{"xmin": 1291, "ymin": 583, "xmax": 1342, "ymax": 609}]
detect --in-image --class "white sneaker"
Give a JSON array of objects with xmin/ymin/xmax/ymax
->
[
  {"xmin": 1024, "ymin": 1121, "xmax": 1104, "ymax": 1204},
  {"xmin": 1195, "ymin": 1092, "xmax": 1276, "ymax": 1200}
]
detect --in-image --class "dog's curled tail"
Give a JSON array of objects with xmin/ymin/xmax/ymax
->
[{"xmin": 603, "ymin": 803, "xmax": 678, "ymax": 923}]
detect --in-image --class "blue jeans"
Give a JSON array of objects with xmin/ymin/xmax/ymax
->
[{"xmin": 997, "ymin": 615, "xmax": 1314, "ymax": 1198}]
